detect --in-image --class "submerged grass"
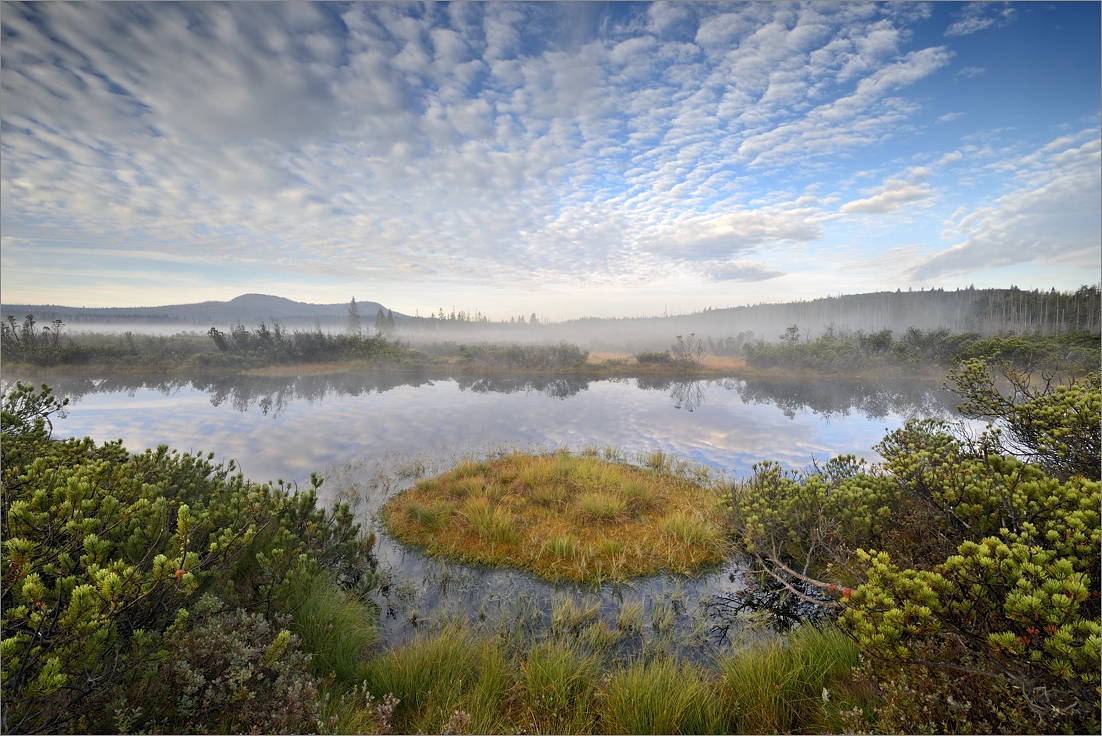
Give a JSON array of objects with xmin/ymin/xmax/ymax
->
[{"xmin": 382, "ymin": 449, "xmax": 727, "ymax": 583}]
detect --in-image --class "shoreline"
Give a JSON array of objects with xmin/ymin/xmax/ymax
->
[{"xmin": 1, "ymin": 358, "xmax": 953, "ymax": 383}]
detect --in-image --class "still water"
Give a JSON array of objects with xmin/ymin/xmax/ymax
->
[{"xmin": 8, "ymin": 371, "xmax": 961, "ymax": 651}]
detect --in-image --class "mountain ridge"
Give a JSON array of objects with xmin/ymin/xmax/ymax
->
[{"xmin": 1, "ymin": 293, "xmax": 395, "ymax": 326}]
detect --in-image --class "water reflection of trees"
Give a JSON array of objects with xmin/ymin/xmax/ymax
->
[
  {"xmin": 15, "ymin": 372, "xmax": 959, "ymax": 420},
  {"xmin": 733, "ymin": 376, "xmax": 958, "ymax": 421},
  {"xmin": 454, "ymin": 376, "xmax": 590, "ymax": 399},
  {"xmin": 636, "ymin": 377, "xmax": 726, "ymax": 413},
  {"xmin": 631, "ymin": 376, "xmax": 957, "ymax": 419},
  {"xmin": 29, "ymin": 373, "xmax": 437, "ymax": 417},
  {"xmin": 23, "ymin": 372, "xmax": 593, "ymax": 415}
]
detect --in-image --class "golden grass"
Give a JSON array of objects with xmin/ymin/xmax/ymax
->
[{"xmin": 382, "ymin": 451, "xmax": 728, "ymax": 583}]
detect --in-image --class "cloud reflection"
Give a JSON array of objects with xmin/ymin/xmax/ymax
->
[{"xmin": 11, "ymin": 372, "xmax": 963, "ymax": 489}]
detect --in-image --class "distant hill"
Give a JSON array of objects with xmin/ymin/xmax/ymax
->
[{"xmin": 0, "ymin": 294, "xmax": 398, "ymax": 328}]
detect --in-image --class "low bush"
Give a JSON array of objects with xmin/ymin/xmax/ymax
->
[
  {"xmin": 635, "ymin": 350, "xmax": 671, "ymax": 364},
  {"xmin": 0, "ymin": 382, "xmax": 379, "ymax": 734},
  {"xmin": 722, "ymin": 366, "xmax": 1101, "ymax": 733}
]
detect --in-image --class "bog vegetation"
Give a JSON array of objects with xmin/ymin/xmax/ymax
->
[
  {"xmin": 722, "ymin": 359, "xmax": 1100, "ymax": 733},
  {"xmin": 382, "ymin": 449, "xmax": 727, "ymax": 583},
  {"xmin": 2, "ymin": 343, "xmax": 1099, "ymax": 733},
  {"xmin": 0, "ymin": 383, "xmax": 379, "ymax": 734}
]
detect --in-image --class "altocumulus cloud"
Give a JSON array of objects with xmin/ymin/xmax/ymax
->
[
  {"xmin": 0, "ymin": 1, "xmax": 1095, "ymax": 307},
  {"xmin": 910, "ymin": 131, "xmax": 1102, "ymax": 279}
]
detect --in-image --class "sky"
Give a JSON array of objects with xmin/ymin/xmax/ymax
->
[{"xmin": 1, "ymin": 1, "xmax": 1099, "ymax": 319}]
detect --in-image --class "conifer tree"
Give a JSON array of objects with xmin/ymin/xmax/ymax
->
[{"xmin": 346, "ymin": 297, "xmax": 361, "ymax": 335}]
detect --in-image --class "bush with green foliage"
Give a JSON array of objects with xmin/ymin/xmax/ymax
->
[
  {"xmin": 742, "ymin": 324, "xmax": 1100, "ymax": 377},
  {"xmin": 456, "ymin": 342, "xmax": 589, "ymax": 370},
  {"xmin": 723, "ymin": 368, "xmax": 1101, "ymax": 732},
  {"xmin": 1, "ymin": 382, "xmax": 378, "ymax": 734},
  {"xmin": 634, "ymin": 350, "xmax": 671, "ymax": 364},
  {"xmin": 203, "ymin": 321, "xmax": 423, "ymax": 368}
]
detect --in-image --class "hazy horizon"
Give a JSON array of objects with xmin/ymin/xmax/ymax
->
[{"xmin": 2, "ymin": 2, "xmax": 1099, "ymax": 320}]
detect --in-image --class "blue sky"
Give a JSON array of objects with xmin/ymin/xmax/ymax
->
[{"xmin": 1, "ymin": 2, "xmax": 1098, "ymax": 318}]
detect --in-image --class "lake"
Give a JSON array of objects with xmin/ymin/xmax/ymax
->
[{"xmin": 5, "ymin": 371, "xmax": 962, "ymax": 653}]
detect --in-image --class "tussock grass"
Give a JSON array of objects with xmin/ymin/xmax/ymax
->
[
  {"xmin": 660, "ymin": 510, "xmax": 720, "ymax": 549},
  {"xmin": 620, "ymin": 478, "xmax": 655, "ymax": 513},
  {"xmin": 578, "ymin": 492, "xmax": 626, "ymax": 520},
  {"xmin": 550, "ymin": 594, "xmax": 600, "ymax": 636},
  {"xmin": 521, "ymin": 641, "xmax": 601, "ymax": 733},
  {"xmin": 382, "ymin": 449, "xmax": 727, "ymax": 583},
  {"xmin": 598, "ymin": 657, "xmax": 722, "ymax": 735},
  {"xmin": 718, "ymin": 623, "xmax": 861, "ymax": 734},
  {"xmin": 463, "ymin": 497, "xmax": 519, "ymax": 544},
  {"xmin": 361, "ymin": 624, "xmax": 487, "ymax": 733},
  {"xmin": 334, "ymin": 615, "xmax": 861, "ymax": 735},
  {"xmin": 287, "ymin": 574, "xmax": 379, "ymax": 684},
  {"xmin": 403, "ymin": 499, "xmax": 453, "ymax": 528},
  {"xmin": 643, "ymin": 449, "xmax": 673, "ymax": 473},
  {"xmin": 545, "ymin": 533, "xmax": 580, "ymax": 559},
  {"xmin": 615, "ymin": 600, "xmax": 644, "ymax": 633}
]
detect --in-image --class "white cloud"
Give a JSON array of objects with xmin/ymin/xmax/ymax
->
[
  {"xmin": 707, "ymin": 261, "xmax": 785, "ymax": 282},
  {"xmin": 954, "ymin": 66, "xmax": 985, "ymax": 79},
  {"xmin": 1, "ymin": 2, "xmax": 1089, "ymax": 314},
  {"xmin": 910, "ymin": 134, "xmax": 1101, "ymax": 279},
  {"xmin": 840, "ymin": 166, "xmax": 936, "ymax": 214},
  {"xmin": 936, "ymin": 111, "xmax": 965, "ymax": 124},
  {"xmin": 945, "ymin": 3, "xmax": 1016, "ymax": 37}
]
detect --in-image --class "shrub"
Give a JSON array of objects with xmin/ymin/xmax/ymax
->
[
  {"xmin": 722, "ymin": 368, "xmax": 1102, "ymax": 732},
  {"xmin": 635, "ymin": 350, "xmax": 671, "ymax": 364},
  {"xmin": 1, "ymin": 382, "xmax": 378, "ymax": 733},
  {"xmin": 153, "ymin": 595, "xmax": 321, "ymax": 734},
  {"xmin": 670, "ymin": 333, "xmax": 706, "ymax": 367}
]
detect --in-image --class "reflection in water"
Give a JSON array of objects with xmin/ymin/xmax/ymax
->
[
  {"xmin": 671, "ymin": 381, "xmax": 706, "ymax": 412},
  {"xmin": 735, "ymin": 375, "xmax": 957, "ymax": 421},
  {"xmin": 7, "ymin": 370, "xmax": 959, "ymax": 422},
  {"xmin": 455, "ymin": 375, "xmax": 591, "ymax": 400}
]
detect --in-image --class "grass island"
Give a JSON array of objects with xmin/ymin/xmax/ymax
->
[{"xmin": 382, "ymin": 449, "xmax": 728, "ymax": 584}]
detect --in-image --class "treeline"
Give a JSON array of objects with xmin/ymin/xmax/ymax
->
[
  {"xmin": 690, "ymin": 284, "xmax": 1102, "ymax": 338},
  {"xmin": 737, "ymin": 325, "xmax": 1099, "ymax": 377},
  {"xmin": 0, "ymin": 316, "xmax": 424, "ymax": 370},
  {"xmin": 397, "ymin": 285, "xmax": 1102, "ymax": 350},
  {"xmin": 203, "ymin": 323, "xmax": 421, "ymax": 369}
]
